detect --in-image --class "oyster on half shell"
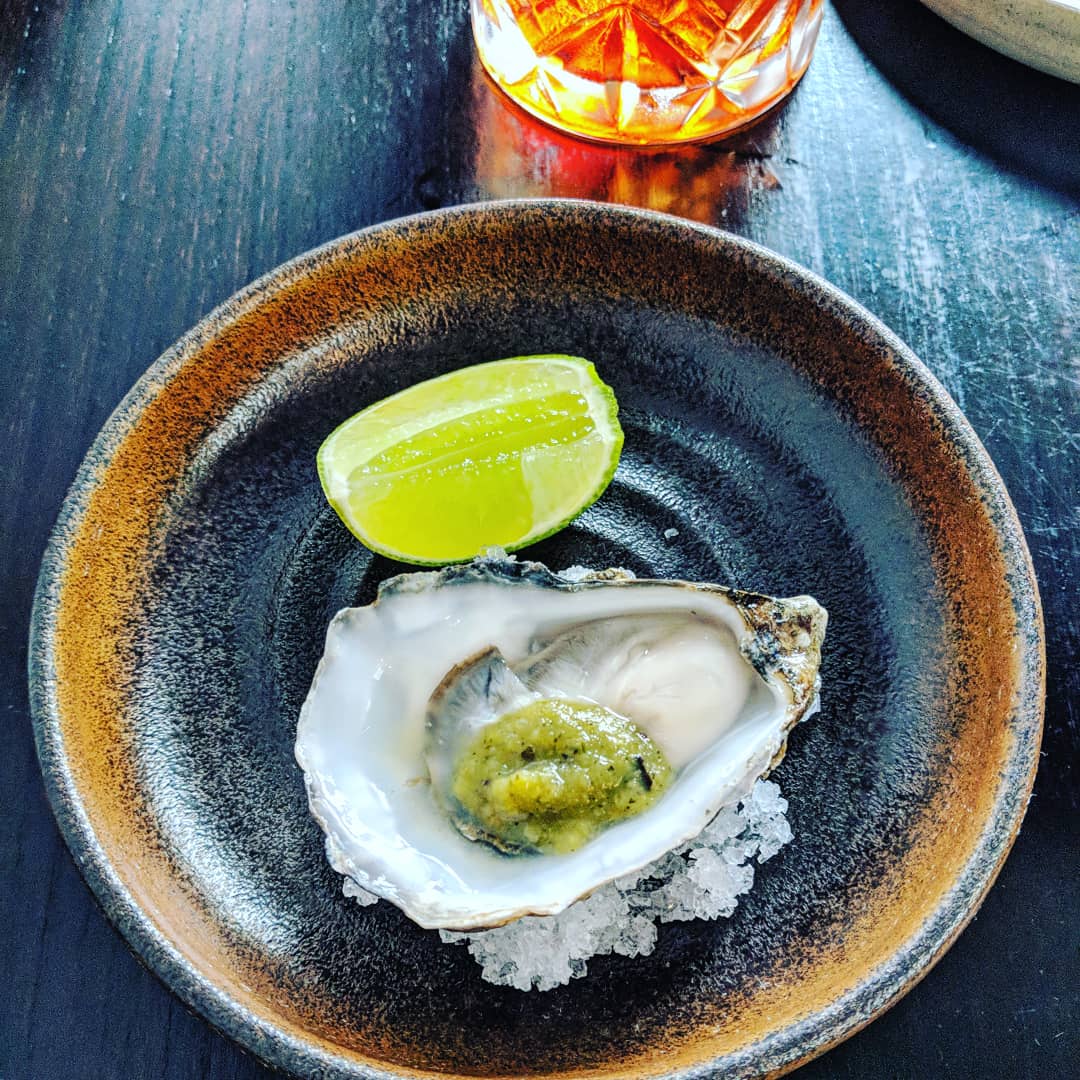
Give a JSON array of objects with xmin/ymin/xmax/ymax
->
[{"xmin": 295, "ymin": 558, "xmax": 826, "ymax": 931}]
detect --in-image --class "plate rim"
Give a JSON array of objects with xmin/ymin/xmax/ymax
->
[
  {"xmin": 28, "ymin": 198, "xmax": 1045, "ymax": 1080},
  {"xmin": 917, "ymin": 0, "xmax": 1080, "ymax": 83}
]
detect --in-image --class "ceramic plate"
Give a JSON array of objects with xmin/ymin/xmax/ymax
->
[
  {"xmin": 918, "ymin": 0, "xmax": 1080, "ymax": 82},
  {"xmin": 30, "ymin": 201, "xmax": 1043, "ymax": 1079}
]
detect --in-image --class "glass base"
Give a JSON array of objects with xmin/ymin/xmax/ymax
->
[{"xmin": 471, "ymin": 0, "xmax": 824, "ymax": 146}]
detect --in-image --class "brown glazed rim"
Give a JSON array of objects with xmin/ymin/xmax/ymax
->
[{"xmin": 29, "ymin": 200, "xmax": 1045, "ymax": 1079}]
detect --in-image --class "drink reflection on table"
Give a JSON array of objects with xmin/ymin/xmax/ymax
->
[{"xmin": 471, "ymin": 56, "xmax": 789, "ymax": 230}]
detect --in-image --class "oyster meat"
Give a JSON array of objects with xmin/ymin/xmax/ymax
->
[{"xmin": 295, "ymin": 558, "xmax": 826, "ymax": 931}]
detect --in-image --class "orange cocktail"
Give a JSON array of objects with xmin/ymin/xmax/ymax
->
[{"xmin": 471, "ymin": 0, "xmax": 824, "ymax": 145}]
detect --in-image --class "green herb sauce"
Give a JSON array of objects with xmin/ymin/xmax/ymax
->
[{"xmin": 450, "ymin": 697, "xmax": 672, "ymax": 854}]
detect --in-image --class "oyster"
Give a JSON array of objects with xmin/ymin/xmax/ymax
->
[{"xmin": 295, "ymin": 558, "xmax": 826, "ymax": 931}]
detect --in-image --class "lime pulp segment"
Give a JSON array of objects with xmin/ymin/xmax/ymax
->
[{"xmin": 317, "ymin": 355, "xmax": 623, "ymax": 564}]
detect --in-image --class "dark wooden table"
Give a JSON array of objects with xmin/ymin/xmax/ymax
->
[{"xmin": 2, "ymin": 2, "xmax": 1076, "ymax": 1077}]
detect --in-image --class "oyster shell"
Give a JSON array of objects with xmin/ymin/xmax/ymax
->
[{"xmin": 295, "ymin": 558, "xmax": 826, "ymax": 930}]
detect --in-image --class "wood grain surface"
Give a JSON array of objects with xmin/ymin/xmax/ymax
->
[{"xmin": 1, "ymin": 1, "xmax": 1076, "ymax": 1077}]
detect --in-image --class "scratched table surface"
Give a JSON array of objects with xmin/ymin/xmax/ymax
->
[{"xmin": 1, "ymin": 1, "xmax": 1077, "ymax": 1077}]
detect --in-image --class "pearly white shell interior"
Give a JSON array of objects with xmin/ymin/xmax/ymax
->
[{"xmin": 295, "ymin": 570, "xmax": 802, "ymax": 931}]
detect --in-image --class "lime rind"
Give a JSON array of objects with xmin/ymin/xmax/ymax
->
[{"xmin": 317, "ymin": 355, "xmax": 623, "ymax": 565}]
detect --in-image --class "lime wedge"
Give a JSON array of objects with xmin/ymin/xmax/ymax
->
[{"xmin": 317, "ymin": 355, "xmax": 624, "ymax": 564}]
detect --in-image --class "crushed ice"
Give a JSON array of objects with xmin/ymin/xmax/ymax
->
[
  {"xmin": 436, "ymin": 779, "xmax": 792, "ymax": 991},
  {"xmin": 341, "ymin": 877, "xmax": 379, "ymax": 907}
]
